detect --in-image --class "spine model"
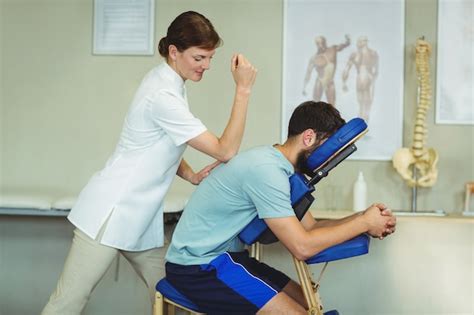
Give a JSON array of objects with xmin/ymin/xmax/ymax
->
[{"xmin": 392, "ymin": 39, "xmax": 438, "ymax": 187}]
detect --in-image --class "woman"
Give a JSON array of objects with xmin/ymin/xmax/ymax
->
[{"xmin": 42, "ymin": 11, "xmax": 257, "ymax": 314}]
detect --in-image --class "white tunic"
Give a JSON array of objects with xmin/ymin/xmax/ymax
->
[{"xmin": 68, "ymin": 62, "xmax": 206, "ymax": 251}]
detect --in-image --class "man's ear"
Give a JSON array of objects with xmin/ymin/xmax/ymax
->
[
  {"xmin": 302, "ymin": 129, "xmax": 316, "ymax": 147},
  {"xmin": 168, "ymin": 45, "xmax": 178, "ymax": 61}
]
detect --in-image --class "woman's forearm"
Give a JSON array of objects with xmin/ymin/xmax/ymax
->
[
  {"xmin": 176, "ymin": 159, "xmax": 194, "ymax": 182},
  {"xmin": 216, "ymin": 88, "xmax": 251, "ymax": 159}
]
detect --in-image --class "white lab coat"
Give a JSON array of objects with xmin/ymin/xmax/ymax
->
[{"xmin": 68, "ymin": 62, "xmax": 206, "ymax": 251}]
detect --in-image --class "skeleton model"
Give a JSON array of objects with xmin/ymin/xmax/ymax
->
[{"xmin": 392, "ymin": 39, "xmax": 438, "ymax": 187}]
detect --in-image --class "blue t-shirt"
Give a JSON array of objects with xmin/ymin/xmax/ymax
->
[{"xmin": 166, "ymin": 146, "xmax": 295, "ymax": 265}]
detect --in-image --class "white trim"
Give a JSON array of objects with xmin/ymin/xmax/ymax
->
[{"xmin": 224, "ymin": 252, "xmax": 278, "ymax": 295}]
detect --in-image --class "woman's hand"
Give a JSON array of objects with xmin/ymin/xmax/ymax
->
[
  {"xmin": 231, "ymin": 54, "xmax": 257, "ymax": 94},
  {"xmin": 189, "ymin": 161, "xmax": 221, "ymax": 185}
]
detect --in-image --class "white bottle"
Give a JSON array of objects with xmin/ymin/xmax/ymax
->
[{"xmin": 353, "ymin": 171, "xmax": 367, "ymax": 212}]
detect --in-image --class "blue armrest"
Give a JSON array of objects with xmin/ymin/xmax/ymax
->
[{"xmin": 306, "ymin": 234, "xmax": 370, "ymax": 264}]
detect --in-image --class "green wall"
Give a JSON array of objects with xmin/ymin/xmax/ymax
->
[
  {"xmin": 0, "ymin": 0, "xmax": 472, "ymax": 212},
  {"xmin": 0, "ymin": 1, "xmax": 473, "ymax": 315}
]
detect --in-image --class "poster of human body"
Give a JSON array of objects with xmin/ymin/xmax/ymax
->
[
  {"xmin": 282, "ymin": 0, "xmax": 404, "ymax": 160},
  {"xmin": 436, "ymin": 0, "xmax": 474, "ymax": 125}
]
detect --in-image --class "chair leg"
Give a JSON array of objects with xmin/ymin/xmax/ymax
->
[
  {"xmin": 154, "ymin": 291, "xmax": 164, "ymax": 315},
  {"xmin": 250, "ymin": 242, "xmax": 263, "ymax": 261},
  {"xmin": 293, "ymin": 257, "xmax": 311, "ymax": 308},
  {"xmin": 167, "ymin": 303, "xmax": 176, "ymax": 315},
  {"xmin": 303, "ymin": 262, "xmax": 324, "ymax": 315},
  {"xmin": 293, "ymin": 257, "xmax": 324, "ymax": 315},
  {"xmin": 160, "ymin": 296, "xmax": 205, "ymax": 315}
]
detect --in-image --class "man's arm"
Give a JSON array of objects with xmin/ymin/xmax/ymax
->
[
  {"xmin": 301, "ymin": 204, "xmax": 396, "ymax": 234},
  {"xmin": 312, "ymin": 211, "xmax": 365, "ymax": 228},
  {"xmin": 264, "ymin": 204, "xmax": 395, "ymax": 261}
]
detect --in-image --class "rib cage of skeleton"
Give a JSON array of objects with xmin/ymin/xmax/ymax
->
[{"xmin": 392, "ymin": 39, "xmax": 438, "ymax": 187}]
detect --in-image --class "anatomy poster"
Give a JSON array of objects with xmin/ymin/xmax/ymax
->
[
  {"xmin": 436, "ymin": 0, "xmax": 474, "ymax": 125},
  {"xmin": 282, "ymin": 0, "xmax": 404, "ymax": 160}
]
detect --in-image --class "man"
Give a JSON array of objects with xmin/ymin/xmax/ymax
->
[
  {"xmin": 165, "ymin": 101, "xmax": 396, "ymax": 314},
  {"xmin": 303, "ymin": 35, "xmax": 351, "ymax": 106},
  {"xmin": 342, "ymin": 36, "xmax": 379, "ymax": 122}
]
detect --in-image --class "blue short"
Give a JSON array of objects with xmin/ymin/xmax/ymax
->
[{"xmin": 165, "ymin": 250, "xmax": 291, "ymax": 315}]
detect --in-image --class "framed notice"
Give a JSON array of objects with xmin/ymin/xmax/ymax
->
[
  {"xmin": 93, "ymin": 0, "xmax": 155, "ymax": 55},
  {"xmin": 282, "ymin": 0, "xmax": 405, "ymax": 160}
]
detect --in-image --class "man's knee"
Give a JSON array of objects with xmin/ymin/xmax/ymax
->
[
  {"xmin": 257, "ymin": 292, "xmax": 306, "ymax": 315},
  {"xmin": 282, "ymin": 280, "xmax": 307, "ymax": 310}
]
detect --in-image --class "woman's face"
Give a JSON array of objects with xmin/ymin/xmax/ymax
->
[{"xmin": 171, "ymin": 46, "xmax": 216, "ymax": 82}]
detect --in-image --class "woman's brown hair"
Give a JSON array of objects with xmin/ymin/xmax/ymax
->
[{"xmin": 158, "ymin": 11, "xmax": 222, "ymax": 58}]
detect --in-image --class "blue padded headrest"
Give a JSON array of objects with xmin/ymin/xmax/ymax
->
[{"xmin": 306, "ymin": 118, "xmax": 367, "ymax": 172}]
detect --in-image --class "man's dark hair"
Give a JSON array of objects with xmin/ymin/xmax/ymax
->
[{"xmin": 287, "ymin": 101, "xmax": 345, "ymax": 141}]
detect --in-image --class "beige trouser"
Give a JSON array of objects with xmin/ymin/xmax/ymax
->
[{"xmin": 41, "ymin": 227, "xmax": 168, "ymax": 315}]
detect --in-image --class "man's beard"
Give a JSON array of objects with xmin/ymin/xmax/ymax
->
[{"xmin": 296, "ymin": 149, "xmax": 315, "ymax": 177}]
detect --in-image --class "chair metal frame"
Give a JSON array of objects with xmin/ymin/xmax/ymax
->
[{"xmin": 154, "ymin": 291, "xmax": 204, "ymax": 315}]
